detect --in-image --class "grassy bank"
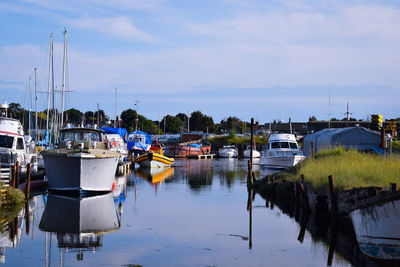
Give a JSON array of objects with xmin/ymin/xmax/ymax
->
[
  {"xmin": 0, "ymin": 186, "xmax": 25, "ymax": 208},
  {"xmin": 279, "ymin": 148, "xmax": 400, "ymax": 192}
]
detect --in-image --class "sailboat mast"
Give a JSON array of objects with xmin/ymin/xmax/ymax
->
[
  {"xmin": 28, "ymin": 76, "xmax": 32, "ymax": 138},
  {"xmin": 46, "ymin": 34, "xmax": 53, "ymax": 133},
  {"xmin": 34, "ymin": 67, "xmax": 38, "ymax": 142},
  {"xmin": 50, "ymin": 33, "xmax": 56, "ymax": 144},
  {"xmin": 61, "ymin": 29, "xmax": 67, "ymax": 127},
  {"xmin": 114, "ymin": 88, "xmax": 117, "ymax": 127}
]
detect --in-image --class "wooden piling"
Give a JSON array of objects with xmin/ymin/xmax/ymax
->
[
  {"xmin": 381, "ymin": 128, "xmax": 386, "ymax": 150},
  {"xmin": 12, "ymin": 165, "xmax": 16, "ymax": 188},
  {"xmin": 311, "ymin": 142, "xmax": 314, "ymax": 157},
  {"xmin": 26, "ymin": 163, "xmax": 31, "ymax": 199},
  {"xmin": 391, "ymin": 183, "xmax": 398, "ymax": 192},
  {"xmin": 15, "ymin": 161, "xmax": 20, "ymax": 186},
  {"xmin": 328, "ymin": 175, "xmax": 338, "ymax": 215}
]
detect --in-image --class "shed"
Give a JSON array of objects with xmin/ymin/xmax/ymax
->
[{"xmin": 303, "ymin": 127, "xmax": 381, "ymax": 157}]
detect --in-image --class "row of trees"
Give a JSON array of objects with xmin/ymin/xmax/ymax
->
[{"xmin": 6, "ymin": 102, "xmax": 249, "ymax": 135}]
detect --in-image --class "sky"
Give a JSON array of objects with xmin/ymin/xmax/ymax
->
[{"xmin": 0, "ymin": 0, "xmax": 399, "ymax": 124}]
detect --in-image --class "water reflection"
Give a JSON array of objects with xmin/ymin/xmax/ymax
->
[
  {"xmin": 39, "ymin": 192, "xmax": 121, "ymax": 262},
  {"xmin": 135, "ymin": 167, "xmax": 175, "ymax": 185}
]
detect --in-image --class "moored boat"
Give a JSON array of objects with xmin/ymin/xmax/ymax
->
[
  {"xmin": 218, "ymin": 145, "xmax": 238, "ymax": 158},
  {"xmin": 0, "ymin": 102, "xmax": 38, "ymax": 180},
  {"xmin": 41, "ymin": 127, "xmax": 120, "ymax": 192},
  {"xmin": 264, "ymin": 133, "xmax": 305, "ymax": 168},
  {"xmin": 350, "ymin": 199, "xmax": 400, "ymax": 260},
  {"xmin": 243, "ymin": 146, "xmax": 261, "ymax": 158},
  {"xmin": 163, "ymin": 141, "xmax": 211, "ymax": 158},
  {"xmin": 134, "ymin": 143, "xmax": 175, "ymax": 168}
]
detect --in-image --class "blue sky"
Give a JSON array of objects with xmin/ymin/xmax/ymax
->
[{"xmin": 0, "ymin": 0, "xmax": 399, "ymax": 124}]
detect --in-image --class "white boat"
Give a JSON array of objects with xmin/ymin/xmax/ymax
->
[
  {"xmin": 218, "ymin": 145, "xmax": 238, "ymax": 158},
  {"xmin": 350, "ymin": 199, "xmax": 400, "ymax": 260},
  {"xmin": 105, "ymin": 133, "xmax": 128, "ymax": 156},
  {"xmin": 243, "ymin": 146, "xmax": 261, "ymax": 158},
  {"xmin": 264, "ymin": 133, "xmax": 305, "ymax": 168},
  {"xmin": 0, "ymin": 102, "xmax": 38, "ymax": 180},
  {"xmin": 41, "ymin": 127, "xmax": 120, "ymax": 191}
]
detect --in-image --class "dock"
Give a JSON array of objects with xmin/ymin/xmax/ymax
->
[{"xmin": 186, "ymin": 154, "xmax": 215, "ymax": 159}]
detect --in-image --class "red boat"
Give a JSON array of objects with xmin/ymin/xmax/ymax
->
[{"xmin": 163, "ymin": 142, "xmax": 211, "ymax": 158}]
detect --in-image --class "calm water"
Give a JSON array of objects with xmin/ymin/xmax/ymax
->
[{"xmin": 1, "ymin": 159, "xmax": 353, "ymax": 267}]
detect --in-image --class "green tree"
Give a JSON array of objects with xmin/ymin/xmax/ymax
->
[
  {"xmin": 120, "ymin": 109, "xmax": 137, "ymax": 131},
  {"xmin": 161, "ymin": 115, "xmax": 183, "ymax": 133},
  {"xmin": 189, "ymin": 110, "xmax": 215, "ymax": 132},
  {"xmin": 64, "ymin": 108, "xmax": 83, "ymax": 125},
  {"xmin": 308, "ymin": 115, "xmax": 317, "ymax": 121}
]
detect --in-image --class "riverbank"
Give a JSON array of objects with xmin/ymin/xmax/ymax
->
[
  {"xmin": 271, "ymin": 148, "xmax": 400, "ymax": 193},
  {"xmin": 0, "ymin": 186, "xmax": 25, "ymax": 208}
]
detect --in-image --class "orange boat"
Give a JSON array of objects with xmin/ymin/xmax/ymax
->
[{"xmin": 163, "ymin": 142, "xmax": 211, "ymax": 158}]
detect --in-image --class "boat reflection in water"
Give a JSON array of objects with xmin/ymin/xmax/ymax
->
[
  {"xmin": 350, "ymin": 199, "xmax": 400, "ymax": 260},
  {"xmin": 136, "ymin": 167, "xmax": 175, "ymax": 185},
  {"xmin": 39, "ymin": 192, "xmax": 121, "ymax": 259}
]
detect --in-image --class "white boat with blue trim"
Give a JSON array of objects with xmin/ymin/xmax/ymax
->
[{"xmin": 265, "ymin": 133, "xmax": 305, "ymax": 169}]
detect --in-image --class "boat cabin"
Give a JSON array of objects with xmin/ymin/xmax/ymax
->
[{"xmin": 58, "ymin": 128, "xmax": 106, "ymax": 150}]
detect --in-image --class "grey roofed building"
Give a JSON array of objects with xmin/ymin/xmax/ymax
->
[{"xmin": 303, "ymin": 127, "xmax": 381, "ymax": 157}]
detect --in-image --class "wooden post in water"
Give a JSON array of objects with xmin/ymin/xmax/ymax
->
[
  {"xmin": 391, "ymin": 183, "xmax": 398, "ymax": 192},
  {"xmin": 25, "ymin": 200, "xmax": 30, "ymax": 234},
  {"xmin": 15, "ymin": 161, "xmax": 19, "ymax": 186},
  {"xmin": 328, "ymin": 175, "xmax": 337, "ymax": 215},
  {"xmin": 26, "ymin": 163, "xmax": 31, "ymax": 199},
  {"xmin": 12, "ymin": 165, "xmax": 16, "ymax": 188}
]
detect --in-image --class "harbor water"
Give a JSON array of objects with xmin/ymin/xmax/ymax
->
[{"xmin": 2, "ymin": 159, "xmax": 354, "ymax": 266}]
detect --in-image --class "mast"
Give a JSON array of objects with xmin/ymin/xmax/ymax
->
[
  {"xmin": 61, "ymin": 29, "xmax": 67, "ymax": 127},
  {"xmin": 28, "ymin": 76, "xmax": 32, "ymax": 138},
  {"xmin": 46, "ymin": 34, "xmax": 53, "ymax": 133},
  {"xmin": 114, "ymin": 88, "xmax": 117, "ymax": 127},
  {"xmin": 328, "ymin": 90, "xmax": 331, "ymax": 129},
  {"xmin": 35, "ymin": 67, "xmax": 38, "ymax": 142},
  {"xmin": 51, "ymin": 33, "xmax": 55, "ymax": 144}
]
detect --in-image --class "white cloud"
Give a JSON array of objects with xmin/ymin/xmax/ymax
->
[{"xmin": 68, "ymin": 17, "xmax": 159, "ymax": 42}]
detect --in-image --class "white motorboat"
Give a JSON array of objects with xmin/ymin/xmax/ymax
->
[
  {"xmin": 350, "ymin": 199, "xmax": 400, "ymax": 260},
  {"xmin": 243, "ymin": 146, "xmax": 261, "ymax": 158},
  {"xmin": 41, "ymin": 127, "xmax": 120, "ymax": 191},
  {"xmin": 218, "ymin": 145, "xmax": 238, "ymax": 158},
  {"xmin": 0, "ymin": 102, "xmax": 38, "ymax": 180},
  {"xmin": 264, "ymin": 133, "xmax": 305, "ymax": 168}
]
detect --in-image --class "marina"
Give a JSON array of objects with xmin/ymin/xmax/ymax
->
[{"xmin": 1, "ymin": 158, "xmax": 388, "ymax": 266}]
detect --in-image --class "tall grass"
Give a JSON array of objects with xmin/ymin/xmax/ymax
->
[
  {"xmin": 208, "ymin": 135, "xmax": 268, "ymax": 145},
  {"xmin": 284, "ymin": 148, "xmax": 400, "ymax": 192}
]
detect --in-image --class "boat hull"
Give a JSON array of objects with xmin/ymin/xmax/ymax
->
[
  {"xmin": 264, "ymin": 155, "xmax": 305, "ymax": 168},
  {"xmin": 164, "ymin": 144, "xmax": 211, "ymax": 158},
  {"xmin": 135, "ymin": 152, "xmax": 175, "ymax": 168},
  {"xmin": 42, "ymin": 153, "xmax": 119, "ymax": 191},
  {"xmin": 350, "ymin": 199, "xmax": 400, "ymax": 260},
  {"xmin": 243, "ymin": 149, "xmax": 260, "ymax": 158}
]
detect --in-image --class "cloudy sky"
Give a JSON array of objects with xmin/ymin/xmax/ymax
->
[{"xmin": 0, "ymin": 0, "xmax": 399, "ymax": 123}]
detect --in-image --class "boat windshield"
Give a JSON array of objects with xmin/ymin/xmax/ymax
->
[
  {"xmin": 280, "ymin": 142, "xmax": 289, "ymax": 148},
  {"xmin": 270, "ymin": 141, "xmax": 298, "ymax": 149},
  {"xmin": 0, "ymin": 135, "xmax": 14, "ymax": 148},
  {"xmin": 60, "ymin": 131, "xmax": 102, "ymax": 142}
]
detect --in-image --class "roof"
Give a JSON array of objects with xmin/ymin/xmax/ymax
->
[{"xmin": 60, "ymin": 127, "xmax": 105, "ymax": 134}]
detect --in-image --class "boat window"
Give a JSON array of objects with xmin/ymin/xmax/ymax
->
[
  {"xmin": 16, "ymin": 138, "xmax": 24, "ymax": 149},
  {"xmin": 74, "ymin": 132, "xmax": 89, "ymax": 142},
  {"xmin": 60, "ymin": 132, "xmax": 74, "ymax": 142},
  {"xmin": 271, "ymin": 142, "xmax": 280, "ymax": 149},
  {"xmin": 280, "ymin": 142, "xmax": 289, "ymax": 148},
  {"xmin": 90, "ymin": 132, "xmax": 101, "ymax": 142},
  {"xmin": 0, "ymin": 136, "xmax": 14, "ymax": 148},
  {"xmin": 289, "ymin": 142, "xmax": 298, "ymax": 149}
]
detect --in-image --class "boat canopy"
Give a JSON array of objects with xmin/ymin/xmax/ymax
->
[
  {"xmin": 303, "ymin": 127, "xmax": 381, "ymax": 157},
  {"xmin": 101, "ymin": 127, "xmax": 127, "ymax": 141},
  {"xmin": 128, "ymin": 130, "xmax": 151, "ymax": 144}
]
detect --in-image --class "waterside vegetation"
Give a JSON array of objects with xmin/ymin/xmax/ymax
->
[
  {"xmin": 0, "ymin": 186, "xmax": 25, "ymax": 208},
  {"xmin": 276, "ymin": 148, "xmax": 400, "ymax": 192}
]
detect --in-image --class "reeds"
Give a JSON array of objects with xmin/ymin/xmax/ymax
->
[{"xmin": 284, "ymin": 148, "xmax": 400, "ymax": 192}]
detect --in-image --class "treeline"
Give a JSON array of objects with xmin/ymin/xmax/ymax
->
[{"xmin": 5, "ymin": 102, "xmax": 257, "ymax": 135}]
